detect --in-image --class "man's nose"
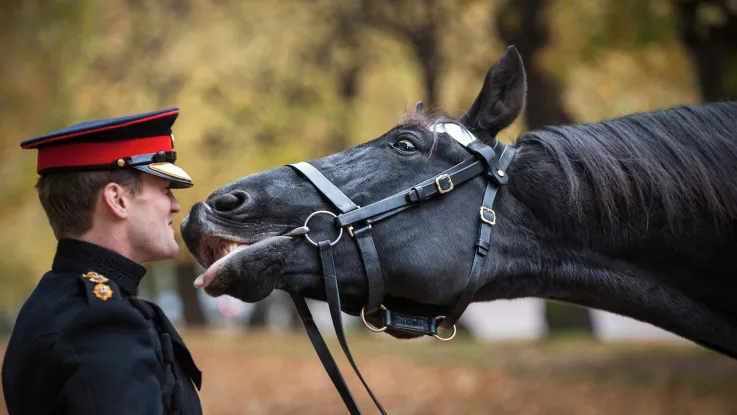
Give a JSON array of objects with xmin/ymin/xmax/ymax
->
[{"xmin": 171, "ymin": 197, "xmax": 181, "ymax": 213}]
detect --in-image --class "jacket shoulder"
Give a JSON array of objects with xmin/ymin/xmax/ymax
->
[{"xmin": 76, "ymin": 271, "xmax": 123, "ymax": 305}]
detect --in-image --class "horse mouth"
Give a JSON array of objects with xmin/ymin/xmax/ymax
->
[
  {"xmin": 190, "ymin": 230, "xmax": 295, "ymax": 302},
  {"xmin": 198, "ymin": 235, "xmax": 253, "ymax": 269}
]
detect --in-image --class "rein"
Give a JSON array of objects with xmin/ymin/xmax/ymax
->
[{"xmin": 285, "ymin": 122, "xmax": 516, "ymax": 414}]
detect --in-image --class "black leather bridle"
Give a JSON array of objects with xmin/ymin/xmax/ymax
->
[{"xmin": 285, "ymin": 121, "xmax": 516, "ymax": 414}]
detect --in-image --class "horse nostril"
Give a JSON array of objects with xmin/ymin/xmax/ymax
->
[{"xmin": 210, "ymin": 190, "xmax": 249, "ymax": 213}]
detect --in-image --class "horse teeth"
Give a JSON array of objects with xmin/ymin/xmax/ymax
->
[{"xmin": 218, "ymin": 241, "xmax": 240, "ymax": 258}]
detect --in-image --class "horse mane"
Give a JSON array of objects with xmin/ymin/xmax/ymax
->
[{"xmin": 515, "ymin": 100, "xmax": 737, "ymax": 232}]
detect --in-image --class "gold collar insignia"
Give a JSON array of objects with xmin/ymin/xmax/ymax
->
[
  {"xmin": 93, "ymin": 283, "xmax": 113, "ymax": 301},
  {"xmin": 82, "ymin": 272, "xmax": 109, "ymax": 283}
]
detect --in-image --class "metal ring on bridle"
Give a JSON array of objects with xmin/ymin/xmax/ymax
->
[
  {"xmin": 360, "ymin": 305, "xmax": 387, "ymax": 332},
  {"xmin": 433, "ymin": 316, "xmax": 457, "ymax": 342},
  {"xmin": 303, "ymin": 210, "xmax": 343, "ymax": 247}
]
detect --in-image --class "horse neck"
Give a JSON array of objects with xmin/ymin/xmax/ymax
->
[{"xmin": 474, "ymin": 135, "xmax": 737, "ymax": 359}]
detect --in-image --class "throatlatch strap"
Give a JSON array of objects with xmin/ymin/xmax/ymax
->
[
  {"xmin": 290, "ymin": 294, "xmax": 362, "ymax": 414},
  {"xmin": 319, "ymin": 240, "xmax": 388, "ymax": 415},
  {"xmin": 440, "ymin": 181, "xmax": 497, "ymax": 329},
  {"xmin": 441, "ymin": 145, "xmax": 517, "ymax": 328}
]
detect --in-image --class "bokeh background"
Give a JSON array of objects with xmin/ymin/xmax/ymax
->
[{"xmin": 2, "ymin": 0, "xmax": 737, "ymax": 414}]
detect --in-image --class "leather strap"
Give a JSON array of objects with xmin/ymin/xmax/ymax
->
[
  {"xmin": 287, "ymin": 137, "xmax": 516, "ymax": 414},
  {"xmin": 319, "ymin": 240, "xmax": 388, "ymax": 414},
  {"xmin": 290, "ymin": 294, "xmax": 362, "ymax": 414},
  {"xmin": 335, "ymin": 158, "xmax": 485, "ymax": 227},
  {"xmin": 352, "ymin": 226, "xmax": 385, "ymax": 314},
  {"xmin": 288, "ymin": 163, "xmax": 388, "ymax": 413},
  {"xmin": 467, "ymin": 140, "xmax": 509, "ymax": 186},
  {"xmin": 290, "ymin": 162, "xmax": 358, "ymax": 214},
  {"xmin": 441, "ymin": 145, "xmax": 517, "ymax": 328},
  {"xmin": 288, "ymin": 163, "xmax": 386, "ymax": 314},
  {"xmin": 439, "ymin": 182, "xmax": 497, "ymax": 329},
  {"xmin": 383, "ymin": 310, "xmax": 440, "ymax": 336}
]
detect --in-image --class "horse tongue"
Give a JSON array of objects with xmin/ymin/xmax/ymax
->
[{"xmin": 193, "ymin": 245, "xmax": 249, "ymax": 288}]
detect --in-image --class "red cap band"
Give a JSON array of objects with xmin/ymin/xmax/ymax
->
[{"xmin": 37, "ymin": 135, "xmax": 173, "ymax": 172}]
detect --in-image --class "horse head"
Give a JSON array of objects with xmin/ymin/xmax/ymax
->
[{"xmin": 181, "ymin": 46, "xmax": 528, "ymax": 337}]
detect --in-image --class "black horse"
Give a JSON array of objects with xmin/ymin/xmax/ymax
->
[{"xmin": 181, "ymin": 46, "xmax": 737, "ymax": 364}]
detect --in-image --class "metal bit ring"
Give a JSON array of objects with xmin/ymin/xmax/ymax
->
[
  {"xmin": 360, "ymin": 305, "xmax": 388, "ymax": 333},
  {"xmin": 303, "ymin": 210, "xmax": 343, "ymax": 247},
  {"xmin": 433, "ymin": 316, "xmax": 457, "ymax": 342}
]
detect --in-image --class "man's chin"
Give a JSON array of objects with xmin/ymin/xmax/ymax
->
[{"xmin": 139, "ymin": 243, "xmax": 180, "ymax": 264}]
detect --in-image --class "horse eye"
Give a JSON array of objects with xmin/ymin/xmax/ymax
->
[{"xmin": 393, "ymin": 139, "xmax": 417, "ymax": 152}]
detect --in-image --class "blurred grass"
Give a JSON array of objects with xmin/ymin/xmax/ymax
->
[{"xmin": 6, "ymin": 329, "xmax": 733, "ymax": 414}]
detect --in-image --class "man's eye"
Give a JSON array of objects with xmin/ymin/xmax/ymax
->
[{"xmin": 393, "ymin": 139, "xmax": 417, "ymax": 152}]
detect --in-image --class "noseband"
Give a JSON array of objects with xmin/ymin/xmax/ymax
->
[{"xmin": 285, "ymin": 121, "xmax": 516, "ymax": 414}]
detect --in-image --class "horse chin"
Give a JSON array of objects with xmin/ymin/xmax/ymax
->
[{"xmin": 203, "ymin": 236, "xmax": 294, "ymax": 302}]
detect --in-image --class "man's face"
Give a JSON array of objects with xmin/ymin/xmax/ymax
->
[{"xmin": 127, "ymin": 173, "xmax": 181, "ymax": 262}]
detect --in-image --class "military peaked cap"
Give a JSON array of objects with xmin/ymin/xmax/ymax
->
[{"xmin": 20, "ymin": 108, "xmax": 193, "ymax": 188}]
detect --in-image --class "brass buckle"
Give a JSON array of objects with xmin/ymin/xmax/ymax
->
[
  {"xmin": 348, "ymin": 224, "xmax": 372, "ymax": 238},
  {"xmin": 433, "ymin": 316, "xmax": 457, "ymax": 342},
  {"xmin": 480, "ymin": 207, "xmax": 496, "ymax": 226},
  {"xmin": 346, "ymin": 205, "xmax": 372, "ymax": 238},
  {"xmin": 435, "ymin": 174, "xmax": 454, "ymax": 194},
  {"xmin": 360, "ymin": 305, "xmax": 387, "ymax": 332}
]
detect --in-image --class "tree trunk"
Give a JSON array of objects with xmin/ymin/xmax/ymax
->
[
  {"xmin": 496, "ymin": 0, "xmax": 594, "ymax": 336},
  {"xmin": 676, "ymin": 0, "xmax": 737, "ymax": 102},
  {"xmin": 175, "ymin": 260, "xmax": 207, "ymax": 326},
  {"xmin": 359, "ymin": 0, "xmax": 444, "ymax": 108},
  {"xmin": 414, "ymin": 30, "xmax": 440, "ymax": 109},
  {"xmin": 327, "ymin": 9, "xmax": 362, "ymax": 154}
]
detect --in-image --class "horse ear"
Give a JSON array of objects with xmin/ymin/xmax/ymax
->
[{"xmin": 460, "ymin": 45, "xmax": 527, "ymax": 141}]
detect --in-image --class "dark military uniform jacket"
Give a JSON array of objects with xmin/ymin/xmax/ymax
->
[{"xmin": 2, "ymin": 239, "xmax": 203, "ymax": 414}]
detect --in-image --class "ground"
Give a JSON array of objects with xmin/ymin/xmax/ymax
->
[{"xmin": 2, "ymin": 329, "xmax": 736, "ymax": 414}]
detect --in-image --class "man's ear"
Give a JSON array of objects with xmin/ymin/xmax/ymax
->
[
  {"xmin": 101, "ymin": 182, "xmax": 129, "ymax": 219},
  {"xmin": 460, "ymin": 45, "xmax": 527, "ymax": 142}
]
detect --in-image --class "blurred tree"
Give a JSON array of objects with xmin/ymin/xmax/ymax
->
[
  {"xmin": 0, "ymin": 0, "xmax": 97, "ymax": 309},
  {"xmin": 309, "ymin": 0, "xmax": 366, "ymax": 153},
  {"xmin": 565, "ymin": 0, "xmax": 736, "ymax": 103},
  {"xmin": 360, "ymin": 0, "xmax": 479, "ymax": 108},
  {"xmin": 676, "ymin": 0, "xmax": 737, "ymax": 101},
  {"xmin": 175, "ymin": 260, "xmax": 207, "ymax": 326},
  {"xmin": 496, "ymin": 0, "xmax": 594, "ymax": 336}
]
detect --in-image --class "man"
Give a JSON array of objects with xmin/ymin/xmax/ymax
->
[{"xmin": 2, "ymin": 108, "xmax": 203, "ymax": 414}]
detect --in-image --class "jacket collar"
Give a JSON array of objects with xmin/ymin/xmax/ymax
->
[{"xmin": 52, "ymin": 238, "xmax": 147, "ymax": 296}]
